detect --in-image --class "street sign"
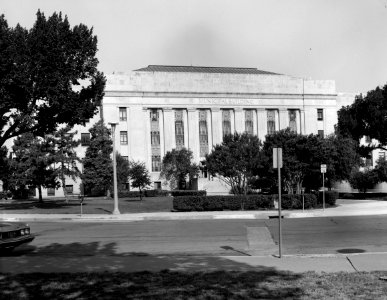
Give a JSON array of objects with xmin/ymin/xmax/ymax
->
[
  {"xmin": 321, "ymin": 164, "xmax": 327, "ymax": 173},
  {"xmin": 273, "ymin": 148, "xmax": 283, "ymax": 169}
]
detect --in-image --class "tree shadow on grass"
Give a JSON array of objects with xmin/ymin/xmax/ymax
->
[
  {"xmin": 0, "ymin": 199, "xmax": 82, "ymax": 210},
  {"xmin": 0, "ymin": 241, "xmax": 304, "ymax": 299}
]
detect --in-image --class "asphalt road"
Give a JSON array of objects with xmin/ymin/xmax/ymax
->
[{"xmin": 2, "ymin": 215, "xmax": 387, "ymax": 273}]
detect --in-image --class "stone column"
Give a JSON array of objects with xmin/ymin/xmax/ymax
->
[
  {"xmin": 207, "ymin": 109, "xmax": 213, "ymax": 151},
  {"xmin": 211, "ymin": 108, "xmax": 222, "ymax": 146},
  {"xmin": 142, "ymin": 107, "xmax": 151, "ymax": 170},
  {"xmin": 234, "ymin": 108, "xmax": 244, "ymax": 133},
  {"xmin": 257, "ymin": 108, "xmax": 267, "ymax": 141},
  {"xmin": 187, "ymin": 108, "xmax": 199, "ymax": 161},
  {"xmin": 300, "ymin": 110, "xmax": 306, "ymax": 134},
  {"xmin": 163, "ymin": 108, "xmax": 175, "ymax": 152},
  {"xmin": 279, "ymin": 108, "xmax": 288, "ymax": 130}
]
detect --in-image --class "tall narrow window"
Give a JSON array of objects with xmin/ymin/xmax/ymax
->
[
  {"xmin": 267, "ymin": 110, "xmax": 276, "ymax": 135},
  {"xmin": 379, "ymin": 152, "xmax": 386, "ymax": 161},
  {"xmin": 175, "ymin": 110, "xmax": 184, "ymax": 150},
  {"xmin": 222, "ymin": 110, "xmax": 231, "ymax": 137},
  {"xmin": 289, "ymin": 110, "xmax": 297, "ymax": 133},
  {"xmin": 120, "ymin": 131, "xmax": 128, "ymax": 145},
  {"xmin": 245, "ymin": 110, "xmax": 254, "ymax": 135},
  {"xmin": 199, "ymin": 110, "xmax": 209, "ymax": 157},
  {"xmin": 150, "ymin": 109, "xmax": 161, "ymax": 172},
  {"xmin": 318, "ymin": 130, "xmax": 324, "ymax": 138},
  {"xmin": 119, "ymin": 107, "xmax": 127, "ymax": 121},
  {"xmin": 365, "ymin": 152, "xmax": 373, "ymax": 167},
  {"xmin": 317, "ymin": 109, "xmax": 324, "ymax": 121}
]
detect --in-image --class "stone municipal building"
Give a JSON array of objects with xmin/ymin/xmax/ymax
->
[{"xmin": 32, "ymin": 65, "xmax": 361, "ymax": 196}]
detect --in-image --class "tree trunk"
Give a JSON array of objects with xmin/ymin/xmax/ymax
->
[
  {"xmin": 38, "ymin": 185, "xmax": 43, "ymax": 203},
  {"xmin": 139, "ymin": 188, "xmax": 143, "ymax": 201}
]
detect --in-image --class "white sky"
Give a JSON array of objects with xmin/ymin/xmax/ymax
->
[{"xmin": 2, "ymin": 0, "xmax": 387, "ymax": 93}]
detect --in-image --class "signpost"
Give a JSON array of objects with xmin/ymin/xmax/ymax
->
[
  {"xmin": 321, "ymin": 164, "xmax": 327, "ymax": 211},
  {"xmin": 273, "ymin": 147, "xmax": 283, "ymax": 258}
]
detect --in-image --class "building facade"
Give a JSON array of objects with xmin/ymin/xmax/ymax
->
[{"xmin": 11, "ymin": 65, "xmax": 365, "ymax": 196}]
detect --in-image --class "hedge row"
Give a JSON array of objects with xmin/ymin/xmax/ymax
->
[
  {"xmin": 117, "ymin": 190, "xmax": 170, "ymax": 198},
  {"xmin": 339, "ymin": 192, "xmax": 387, "ymax": 199},
  {"xmin": 173, "ymin": 195, "xmax": 275, "ymax": 211},
  {"xmin": 170, "ymin": 190, "xmax": 207, "ymax": 197},
  {"xmin": 272, "ymin": 194, "xmax": 317, "ymax": 209}
]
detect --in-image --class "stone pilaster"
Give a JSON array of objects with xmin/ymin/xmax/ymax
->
[
  {"xmin": 187, "ymin": 108, "xmax": 199, "ymax": 161},
  {"xmin": 211, "ymin": 108, "xmax": 222, "ymax": 146},
  {"xmin": 279, "ymin": 108, "xmax": 288, "ymax": 130},
  {"xmin": 163, "ymin": 108, "xmax": 175, "ymax": 152},
  {"xmin": 257, "ymin": 108, "xmax": 267, "ymax": 141}
]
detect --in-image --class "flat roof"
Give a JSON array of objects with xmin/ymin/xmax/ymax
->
[{"xmin": 134, "ymin": 65, "xmax": 281, "ymax": 75}]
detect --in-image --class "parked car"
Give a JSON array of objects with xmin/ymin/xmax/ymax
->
[{"xmin": 0, "ymin": 222, "xmax": 35, "ymax": 251}]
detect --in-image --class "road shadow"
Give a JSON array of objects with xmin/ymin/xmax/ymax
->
[{"xmin": 0, "ymin": 241, "xmax": 304, "ymax": 299}]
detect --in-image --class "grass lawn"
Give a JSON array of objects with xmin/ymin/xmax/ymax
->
[
  {"xmin": 0, "ymin": 196, "xmax": 174, "ymax": 214},
  {"xmin": 1, "ymin": 270, "xmax": 387, "ymax": 299}
]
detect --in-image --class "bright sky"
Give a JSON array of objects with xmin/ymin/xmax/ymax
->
[{"xmin": 2, "ymin": 0, "xmax": 387, "ymax": 93}]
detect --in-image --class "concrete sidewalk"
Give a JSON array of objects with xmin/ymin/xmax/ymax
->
[{"xmin": 2, "ymin": 199, "xmax": 387, "ymax": 222}]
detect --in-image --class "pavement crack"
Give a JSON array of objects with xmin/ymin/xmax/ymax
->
[{"xmin": 346, "ymin": 256, "xmax": 359, "ymax": 272}]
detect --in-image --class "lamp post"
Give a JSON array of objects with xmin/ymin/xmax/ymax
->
[{"xmin": 109, "ymin": 122, "xmax": 120, "ymax": 215}]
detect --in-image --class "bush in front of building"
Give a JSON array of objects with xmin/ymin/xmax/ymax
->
[
  {"xmin": 118, "ymin": 190, "xmax": 141, "ymax": 198},
  {"xmin": 144, "ymin": 189, "xmax": 170, "ymax": 197},
  {"xmin": 170, "ymin": 190, "xmax": 207, "ymax": 197},
  {"xmin": 317, "ymin": 191, "xmax": 339, "ymax": 206},
  {"xmin": 272, "ymin": 194, "xmax": 317, "ymax": 209},
  {"xmin": 173, "ymin": 195, "xmax": 274, "ymax": 211}
]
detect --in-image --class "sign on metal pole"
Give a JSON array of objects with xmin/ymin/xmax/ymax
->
[
  {"xmin": 273, "ymin": 148, "xmax": 283, "ymax": 169},
  {"xmin": 321, "ymin": 164, "xmax": 326, "ymax": 211},
  {"xmin": 273, "ymin": 147, "xmax": 283, "ymax": 258}
]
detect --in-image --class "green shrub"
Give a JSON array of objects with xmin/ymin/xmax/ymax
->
[
  {"xmin": 318, "ymin": 191, "xmax": 338, "ymax": 206},
  {"xmin": 173, "ymin": 195, "xmax": 274, "ymax": 211},
  {"xmin": 170, "ymin": 190, "xmax": 207, "ymax": 197},
  {"xmin": 340, "ymin": 193, "xmax": 355, "ymax": 199},
  {"xmin": 144, "ymin": 189, "xmax": 170, "ymax": 197}
]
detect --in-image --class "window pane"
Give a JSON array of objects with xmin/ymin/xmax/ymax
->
[
  {"xmin": 120, "ymin": 131, "xmax": 128, "ymax": 145},
  {"xmin": 65, "ymin": 185, "xmax": 73, "ymax": 194},
  {"xmin": 318, "ymin": 130, "xmax": 324, "ymax": 138},
  {"xmin": 47, "ymin": 188, "xmax": 55, "ymax": 196},
  {"xmin": 222, "ymin": 110, "xmax": 231, "ymax": 137},
  {"xmin": 317, "ymin": 109, "xmax": 323, "ymax": 121},
  {"xmin": 245, "ymin": 110, "xmax": 254, "ymax": 135},
  {"xmin": 267, "ymin": 110, "xmax": 276, "ymax": 135},
  {"xmin": 152, "ymin": 155, "xmax": 161, "ymax": 172},
  {"xmin": 119, "ymin": 107, "xmax": 127, "ymax": 121},
  {"xmin": 199, "ymin": 110, "xmax": 208, "ymax": 157},
  {"xmin": 289, "ymin": 110, "xmax": 297, "ymax": 133},
  {"xmin": 175, "ymin": 110, "xmax": 184, "ymax": 150},
  {"xmin": 81, "ymin": 133, "xmax": 90, "ymax": 146}
]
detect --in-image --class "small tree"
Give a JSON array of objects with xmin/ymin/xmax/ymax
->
[
  {"xmin": 9, "ymin": 133, "xmax": 58, "ymax": 202},
  {"xmin": 48, "ymin": 126, "xmax": 81, "ymax": 202},
  {"xmin": 349, "ymin": 169, "xmax": 379, "ymax": 193},
  {"xmin": 161, "ymin": 148, "xmax": 199, "ymax": 190},
  {"xmin": 116, "ymin": 153, "xmax": 130, "ymax": 190},
  {"xmin": 81, "ymin": 121, "xmax": 113, "ymax": 196},
  {"xmin": 206, "ymin": 132, "xmax": 264, "ymax": 196},
  {"xmin": 374, "ymin": 157, "xmax": 387, "ymax": 183},
  {"xmin": 128, "ymin": 161, "xmax": 151, "ymax": 200}
]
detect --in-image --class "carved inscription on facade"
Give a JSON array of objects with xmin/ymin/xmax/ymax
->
[{"xmin": 201, "ymin": 98, "xmax": 253, "ymax": 105}]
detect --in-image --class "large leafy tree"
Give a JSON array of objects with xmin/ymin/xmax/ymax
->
[
  {"xmin": 81, "ymin": 121, "xmax": 112, "ymax": 196},
  {"xmin": 0, "ymin": 11, "xmax": 105, "ymax": 147},
  {"xmin": 337, "ymin": 84, "xmax": 387, "ymax": 153},
  {"xmin": 128, "ymin": 160, "xmax": 151, "ymax": 200},
  {"xmin": 9, "ymin": 133, "xmax": 58, "ymax": 202},
  {"xmin": 160, "ymin": 148, "xmax": 199, "ymax": 190},
  {"xmin": 205, "ymin": 133, "xmax": 264, "ymax": 195},
  {"xmin": 0, "ymin": 146, "xmax": 11, "ymax": 190},
  {"xmin": 262, "ymin": 130, "xmax": 360, "ymax": 193}
]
